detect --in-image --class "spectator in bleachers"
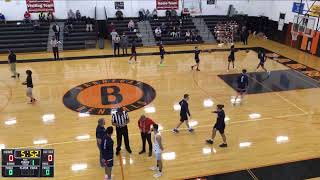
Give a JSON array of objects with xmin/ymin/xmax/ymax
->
[
  {"xmin": 171, "ymin": 10, "xmax": 178, "ymax": 20},
  {"xmin": 128, "ymin": 20, "xmax": 135, "ymax": 32},
  {"xmin": 33, "ymin": 20, "xmax": 40, "ymax": 31},
  {"xmin": 145, "ymin": 9, "xmax": 150, "ymax": 20},
  {"xmin": 68, "ymin": 9, "xmax": 76, "ymax": 21},
  {"xmin": 160, "ymin": 22, "xmax": 167, "ymax": 35},
  {"xmin": 181, "ymin": 8, "xmax": 190, "ymax": 20},
  {"xmin": 113, "ymin": 35, "xmax": 121, "ymax": 56},
  {"xmin": 76, "ymin": 10, "xmax": 81, "ymax": 21},
  {"xmin": 86, "ymin": 17, "xmax": 93, "ymax": 32},
  {"xmin": 0, "ymin": 12, "xmax": 6, "ymax": 24},
  {"xmin": 65, "ymin": 19, "xmax": 73, "ymax": 31},
  {"xmin": 185, "ymin": 30, "xmax": 191, "ymax": 41},
  {"xmin": 50, "ymin": 36, "xmax": 61, "ymax": 60},
  {"xmin": 116, "ymin": 9, "xmax": 124, "ymax": 21},
  {"xmin": 170, "ymin": 26, "xmax": 178, "ymax": 38},
  {"xmin": 241, "ymin": 26, "xmax": 249, "ymax": 45},
  {"xmin": 108, "ymin": 22, "xmax": 116, "ymax": 35},
  {"xmin": 155, "ymin": 27, "xmax": 162, "ymax": 42},
  {"xmin": 24, "ymin": 11, "xmax": 31, "ymax": 24},
  {"xmin": 152, "ymin": 9, "xmax": 158, "ymax": 20},
  {"xmin": 38, "ymin": 12, "xmax": 45, "ymax": 22},
  {"xmin": 176, "ymin": 26, "xmax": 181, "ymax": 37},
  {"xmin": 47, "ymin": 12, "xmax": 54, "ymax": 22},
  {"xmin": 120, "ymin": 33, "xmax": 129, "ymax": 55},
  {"xmin": 52, "ymin": 23, "xmax": 60, "ymax": 41},
  {"xmin": 139, "ymin": 8, "xmax": 145, "ymax": 21},
  {"xmin": 165, "ymin": 10, "xmax": 171, "ymax": 21}
]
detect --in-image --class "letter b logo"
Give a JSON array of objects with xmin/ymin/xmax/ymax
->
[{"xmin": 101, "ymin": 86, "xmax": 123, "ymax": 105}]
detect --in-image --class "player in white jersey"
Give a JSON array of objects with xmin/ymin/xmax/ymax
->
[{"xmin": 149, "ymin": 124, "xmax": 163, "ymax": 178}]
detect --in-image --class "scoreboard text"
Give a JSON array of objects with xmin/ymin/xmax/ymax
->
[{"xmin": 1, "ymin": 149, "xmax": 54, "ymax": 177}]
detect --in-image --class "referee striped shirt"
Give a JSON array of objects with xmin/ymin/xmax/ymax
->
[{"xmin": 112, "ymin": 111, "xmax": 129, "ymax": 127}]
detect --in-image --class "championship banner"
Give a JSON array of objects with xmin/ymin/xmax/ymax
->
[
  {"xmin": 156, "ymin": 0, "xmax": 179, "ymax": 10},
  {"xmin": 26, "ymin": 0, "xmax": 55, "ymax": 13}
]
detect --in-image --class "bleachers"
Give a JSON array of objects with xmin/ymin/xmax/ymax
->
[
  {"xmin": 63, "ymin": 21, "xmax": 97, "ymax": 50},
  {"xmin": 201, "ymin": 15, "xmax": 241, "ymax": 41},
  {"xmin": 149, "ymin": 17, "xmax": 203, "ymax": 45},
  {"xmin": 107, "ymin": 18, "xmax": 143, "ymax": 47},
  {"xmin": 0, "ymin": 22, "xmax": 50, "ymax": 53}
]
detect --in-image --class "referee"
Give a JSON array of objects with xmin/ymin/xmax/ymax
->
[{"xmin": 112, "ymin": 108, "xmax": 132, "ymax": 155}]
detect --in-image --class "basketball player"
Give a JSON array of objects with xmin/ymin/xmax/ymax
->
[
  {"xmin": 234, "ymin": 69, "xmax": 249, "ymax": 105},
  {"xmin": 128, "ymin": 39, "xmax": 137, "ymax": 63},
  {"xmin": 191, "ymin": 46, "xmax": 201, "ymax": 71},
  {"xmin": 101, "ymin": 126, "xmax": 114, "ymax": 180},
  {"xmin": 227, "ymin": 45, "xmax": 236, "ymax": 71},
  {"xmin": 149, "ymin": 124, "xmax": 163, "ymax": 178},
  {"xmin": 172, "ymin": 94, "xmax": 194, "ymax": 133},
  {"xmin": 22, "ymin": 70, "xmax": 36, "ymax": 104},
  {"xmin": 159, "ymin": 42, "xmax": 165, "ymax": 65},
  {"xmin": 206, "ymin": 104, "xmax": 227, "ymax": 148},
  {"xmin": 256, "ymin": 48, "xmax": 270, "ymax": 75}
]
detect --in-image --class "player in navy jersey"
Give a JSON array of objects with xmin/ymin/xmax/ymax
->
[
  {"xmin": 129, "ymin": 39, "xmax": 137, "ymax": 63},
  {"xmin": 172, "ymin": 94, "xmax": 194, "ymax": 133},
  {"xmin": 101, "ymin": 126, "xmax": 114, "ymax": 180},
  {"xmin": 256, "ymin": 48, "xmax": 270, "ymax": 75},
  {"xmin": 206, "ymin": 104, "xmax": 227, "ymax": 147},
  {"xmin": 22, "ymin": 70, "xmax": 36, "ymax": 104},
  {"xmin": 227, "ymin": 45, "xmax": 236, "ymax": 71},
  {"xmin": 191, "ymin": 46, "xmax": 201, "ymax": 71},
  {"xmin": 159, "ymin": 42, "xmax": 165, "ymax": 65},
  {"xmin": 234, "ymin": 69, "xmax": 249, "ymax": 104}
]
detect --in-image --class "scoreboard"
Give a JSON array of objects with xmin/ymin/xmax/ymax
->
[{"xmin": 1, "ymin": 149, "xmax": 54, "ymax": 177}]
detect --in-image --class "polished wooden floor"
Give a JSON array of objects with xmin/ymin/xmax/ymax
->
[{"xmin": 1, "ymin": 38, "xmax": 320, "ymax": 180}]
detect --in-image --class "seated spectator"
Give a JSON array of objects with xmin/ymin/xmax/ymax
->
[
  {"xmin": 24, "ymin": 11, "xmax": 31, "ymax": 24},
  {"xmin": 33, "ymin": 20, "xmax": 40, "ymax": 31},
  {"xmin": 47, "ymin": 12, "xmax": 54, "ymax": 22},
  {"xmin": 116, "ymin": 9, "xmax": 124, "ymax": 21},
  {"xmin": 138, "ymin": 8, "xmax": 145, "ymax": 21},
  {"xmin": 176, "ymin": 26, "xmax": 181, "ymax": 37},
  {"xmin": 181, "ymin": 8, "xmax": 190, "ymax": 20},
  {"xmin": 160, "ymin": 22, "xmax": 167, "ymax": 35},
  {"xmin": 108, "ymin": 22, "xmax": 116, "ymax": 35},
  {"xmin": 170, "ymin": 26, "xmax": 178, "ymax": 38},
  {"xmin": 39, "ymin": 12, "xmax": 45, "ymax": 22},
  {"xmin": 64, "ymin": 24, "xmax": 70, "ymax": 37},
  {"xmin": 86, "ymin": 17, "xmax": 93, "ymax": 32},
  {"xmin": 155, "ymin": 27, "xmax": 162, "ymax": 42},
  {"xmin": 52, "ymin": 23, "xmax": 60, "ymax": 41},
  {"xmin": 185, "ymin": 30, "xmax": 191, "ymax": 41},
  {"xmin": 191, "ymin": 30, "xmax": 200, "ymax": 42},
  {"xmin": 145, "ymin": 9, "xmax": 150, "ymax": 20},
  {"xmin": 165, "ymin": 10, "xmax": 171, "ymax": 21},
  {"xmin": 65, "ymin": 19, "xmax": 73, "ymax": 31},
  {"xmin": 128, "ymin": 19, "xmax": 135, "ymax": 32},
  {"xmin": 152, "ymin": 8, "xmax": 158, "ymax": 20},
  {"xmin": 0, "ymin": 12, "xmax": 6, "ymax": 24},
  {"xmin": 68, "ymin": 9, "xmax": 76, "ymax": 21},
  {"xmin": 76, "ymin": 10, "xmax": 81, "ymax": 21},
  {"xmin": 171, "ymin": 10, "xmax": 178, "ymax": 19}
]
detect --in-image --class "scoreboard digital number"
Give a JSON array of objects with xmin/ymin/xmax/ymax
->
[{"xmin": 1, "ymin": 149, "xmax": 54, "ymax": 177}]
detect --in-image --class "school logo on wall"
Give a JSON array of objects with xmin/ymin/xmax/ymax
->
[{"xmin": 63, "ymin": 79, "xmax": 156, "ymax": 115}]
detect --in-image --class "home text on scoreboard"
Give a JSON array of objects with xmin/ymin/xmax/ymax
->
[{"xmin": 1, "ymin": 149, "xmax": 54, "ymax": 177}]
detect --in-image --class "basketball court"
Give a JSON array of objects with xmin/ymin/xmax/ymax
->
[{"xmin": 1, "ymin": 37, "xmax": 320, "ymax": 179}]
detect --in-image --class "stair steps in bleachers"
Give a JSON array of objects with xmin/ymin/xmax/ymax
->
[
  {"xmin": 192, "ymin": 17, "xmax": 216, "ymax": 43},
  {"xmin": 137, "ymin": 21, "xmax": 156, "ymax": 46}
]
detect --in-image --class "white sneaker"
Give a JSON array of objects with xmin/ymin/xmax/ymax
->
[
  {"xmin": 128, "ymin": 61, "xmax": 132, "ymax": 64},
  {"xmin": 149, "ymin": 166, "xmax": 159, "ymax": 171},
  {"xmin": 153, "ymin": 172, "xmax": 162, "ymax": 178}
]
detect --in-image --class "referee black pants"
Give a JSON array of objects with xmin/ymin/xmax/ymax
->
[
  {"xmin": 52, "ymin": 47, "xmax": 59, "ymax": 60},
  {"xmin": 116, "ymin": 125, "xmax": 131, "ymax": 152}
]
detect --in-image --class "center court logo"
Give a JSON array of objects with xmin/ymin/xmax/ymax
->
[{"xmin": 63, "ymin": 79, "xmax": 156, "ymax": 115}]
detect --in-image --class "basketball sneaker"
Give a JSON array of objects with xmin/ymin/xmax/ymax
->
[
  {"xmin": 149, "ymin": 166, "xmax": 159, "ymax": 171},
  {"xmin": 219, "ymin": 143, "xmax": 228, "ymax": 148},
  {"xmin": 172, "ymin": 128, "xmax": 179, "ymax": 133},
  {"xmin": 153, "ymin": 172, "xmax": 162, "ymax": 178},
  {"xmin": 188, "ymin": 128, "xmax": 194, "ymax": 133},
  {"xmin": 206, "ymin": 139, "xmax": 214, "ymax": 144}
]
